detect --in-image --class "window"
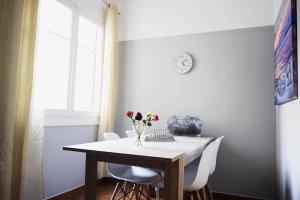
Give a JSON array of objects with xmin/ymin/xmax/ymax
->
[{"xmin": 35, "ymin": 0, "xmax": 103, "ymax": 126}]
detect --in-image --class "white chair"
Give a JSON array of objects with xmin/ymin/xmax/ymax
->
[
  {"xmin": 125, "ymin": 130, "xmax": 136, "ymax": 138},
  {"xmin": 152, "ymin": 137, "xmax": 223, "ymax": 200},
  {"xmin": 205, "ymin": 136, "xmax": 224, "ymax": 200},
  {"xmin": 209, "ymin": 136, "xmax": 224, "ymax": 176},
  {"xmin": 103, "ymin": 132, "xmax": 120, "ymax": 140},
  {"xmin": 103, "ymin": 132, "xmax": 161, "ymax": 199}
]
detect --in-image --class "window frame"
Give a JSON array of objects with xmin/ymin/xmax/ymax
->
[{"xmin": 36, "ymin": 0, "xmax": 104, "ymax": 126}]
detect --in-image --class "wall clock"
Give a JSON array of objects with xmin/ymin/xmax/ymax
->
[{"xmin": 172, "ymin": 53, "xmax": 193, "ymax": 74}]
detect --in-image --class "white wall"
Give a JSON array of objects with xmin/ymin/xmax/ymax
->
[
  {"xmin": 112, "ymin": 0, "xmax": 274, "ymax": 41},
  {"xmin": 274, "ymin": 0, "xmax": 300, "ymax": 199},
  {"xmin": 277, "ymin": 104, "xmax": 300, "ymax": 200},
  {"xmin": 274, "ymin": 0, "xmax": 284, "ymax": 22}
]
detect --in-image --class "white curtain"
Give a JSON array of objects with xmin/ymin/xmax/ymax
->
[
  {"xmin": 19, "ymin": 77, "xmax": 45, "ymax": 200},
  {"xmin": 0, "ymin": 0, "xmax": 44, "ymax": 199},
  {"xmin": 19, "ymin": 40, "xmax": 45, "ymax": 199},
  {"xmin": 18, "ymin": 0, "xmax": 45, "ymax": 198},
  {"xmin": 97, "ymin": 4, "xmax": 119, "ymax": 179}
]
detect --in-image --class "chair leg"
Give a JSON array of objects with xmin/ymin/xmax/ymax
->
[
  {"xmin": 111, "ymin": 182, "xmax": 121, "ymax": 200},
  {"xmin": 135, "ymin": 184, "xmax": 140, "ymax": 200},
  {"xmin": 202, "ymin": 188, "xmax": 207, "ymax": 200},
  {"xmin": 190, "ymin": 192, "xmax": 194, "ymax": 200},
  {"xmin": 139, "ymin": 185, "xmax": 143, "ymax": 199},
  {"xmin": 146, "ymin": 185, "xmax": 151, "ymax": 200},
  {"xmin": 206, "ymin": 184, "xmax": 214, "ymax": 200},
  {"xmin": 123, "ymin": 182, "xmax": 127, "ymax": 200},
  {"xmin": 120, "ymin": 181, "xmax": 132, "ymax": 199},
  {"xmin": 155, "ymin": 187, "xmax": 160, "ymax": 200},
  {"xmin": 112, "ymin": 181, "xmax": 135, "ymax": 200},
  {"xmin": 196, "ymin": 190, "xmax": 201, "ymax": 200},
  {"xmin": 129, "ymin": 183, "xmax": 136, "ymax": 200}
]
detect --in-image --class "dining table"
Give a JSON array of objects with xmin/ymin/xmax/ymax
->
[{"xmin": 63, "ymin": 136, "xmax": 213, "ymax": 200}]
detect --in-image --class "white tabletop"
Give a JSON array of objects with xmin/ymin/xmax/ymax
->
[{"xmin": 64, "ymin": 136, "xmax": 213, "ymax": 165}]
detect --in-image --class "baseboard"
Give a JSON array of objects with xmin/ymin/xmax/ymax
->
[
  {"xmin": 46, "ymin": 178, "xmax": 112, "ymax": 200},
  {"xmin": 46, "ymin": 185, "xmax": 85, "ymax": 200}
]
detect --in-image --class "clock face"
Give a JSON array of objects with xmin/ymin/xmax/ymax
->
[{"xmin": 172, "ymin": 53, "xmax": 193, "ymax": 74}]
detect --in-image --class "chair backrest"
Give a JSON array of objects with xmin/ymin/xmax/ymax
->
[
  {"xmin": 186, "ymin": 139, "xmax": 222, "ymax": 190},
  {"xmin": 209, "ymin": 136, "xmax": 224, "ymax": 175},
  {"xmin": 125, "ymin": 130, "xmax": 136, "ymax": 138},
  {"xmin": 103, "ymin": 132, "xmax": 120, "ymax": 141}
]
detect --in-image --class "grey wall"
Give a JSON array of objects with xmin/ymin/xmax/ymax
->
[
  {"xmin": 43, "ymin": 126, "xmax": 97, "ymax": 199},
  {"xmin": 115, "ymin": 27, "xmax": 277, "ymax": 199}
]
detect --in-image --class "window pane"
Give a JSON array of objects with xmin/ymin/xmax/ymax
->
[
  {"xmin": 39, "ymin": 0, "xmax": 72, "ymax": 39},
  {"xmin": 35, "ymin": 29, "xmax": 71, "ymax": 109},
  {"xmin": 77, "ymin": 16, "xmax": 98, "ymax": 49},
  {"xmin": 74, "ymin": 46, "xmax": 96, "ymax": 111},
  {"xmin": 74, "ymin": 16, "xmax": 101, "ymax": 112}
]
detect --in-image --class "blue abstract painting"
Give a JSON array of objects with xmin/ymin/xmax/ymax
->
[{"xmin": 274, "ymin": 0, "xmax": 298, "ymax": 105}]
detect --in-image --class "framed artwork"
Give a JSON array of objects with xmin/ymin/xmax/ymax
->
[{"xmin": 274, "ymin": 0, "xmax": 298, "ymax": 105}]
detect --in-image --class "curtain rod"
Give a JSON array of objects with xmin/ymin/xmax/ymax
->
[
  {"xmin": 102, "ymin": 0, "xmax": 110, "ymax": 8},
  {"xmin": 102, "ymin": 0, "xmax": 121, "ymax": 15}
]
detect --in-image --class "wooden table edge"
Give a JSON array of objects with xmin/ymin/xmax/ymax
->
[{"xmin": 63, "ymin": 146, "xmax": 184, "ymax": 170}]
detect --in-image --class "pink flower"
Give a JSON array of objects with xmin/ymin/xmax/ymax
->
[{"xmin": 153, "ymin": 114, "xmax": 159, "ymax": 121}]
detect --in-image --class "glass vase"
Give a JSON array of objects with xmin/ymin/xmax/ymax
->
[
  {"xmin": 132, "ymin": 125, "xmax": 144, "ymax": 146},
  {"xmin": 135, "ymin": 133, "xmax": 142, "ymax": 146}
]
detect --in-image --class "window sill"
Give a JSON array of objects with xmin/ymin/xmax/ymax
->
[{"xmin": 44, "ymin": 110, "xmax": 100, "ymax": 127}]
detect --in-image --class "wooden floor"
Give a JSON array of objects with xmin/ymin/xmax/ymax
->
[
  {"xmin": 50, "ymin": 178, "xmax": 264, "ymax": 200},
  {"xmin": 51, "ymin": 178, "xmax": 157, "ymax": 200}
]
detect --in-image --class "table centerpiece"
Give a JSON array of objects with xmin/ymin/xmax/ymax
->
[{"xmin": 126, "ymin": 111, "xmax": 159, "ymax": 146}]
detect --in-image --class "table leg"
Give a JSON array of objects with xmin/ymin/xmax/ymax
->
[
  {"xmin": 85, "ymin": 153, "xmax": 97, "ymax": 200},
  {"xmin": 164, "ymin": 158, "xmax": 184, "ymax": 200}
]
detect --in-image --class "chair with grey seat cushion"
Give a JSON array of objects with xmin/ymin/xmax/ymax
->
[
  {"xmin": 152, "ymin": 137, "xmax": 224, "ymax": 200},
  {"xmin": 103, "ymin": 132, "xmax": 162, "ymax": 199}
]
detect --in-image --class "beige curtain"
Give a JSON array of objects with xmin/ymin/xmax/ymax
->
[
  {"xmin": 97, "ymin": 4, "xmax": 119, "ymax": 179},
  {"xmin": 0, "ymin": 0, "xmax": 43, "ymax": 199}
]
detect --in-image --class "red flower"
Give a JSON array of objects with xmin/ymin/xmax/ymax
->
[
  {"xmin": 126, "ymin": 111, "xmax": 134, "ymax": 118},
  {"xmin": 135, "ymin": 112, "xmax": 143, "ymax": 121},
  {"xmin": 153, "ymin": 114, "xmax": 159, "ymax": 121}
]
